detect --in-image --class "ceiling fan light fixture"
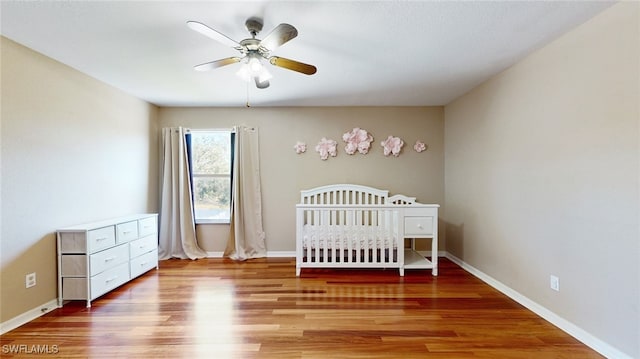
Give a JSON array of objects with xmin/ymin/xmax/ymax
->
[
  {"xmin": 237, "ymin": 54, "xmax": 272, "ymax": 83},
  {"xmin": 236, "ymin": 64, "xmax": 251, "ymax": 82},
  {"xmin": 248, "ymin": 56, "xmax": 263, "ymax": 74},
  {"xmin": 258, "ymin": 66, "xmax": 272, "ymax": 83}
]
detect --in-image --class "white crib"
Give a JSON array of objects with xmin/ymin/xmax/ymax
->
[{"xmin": 295, "ymin": 184, "xmax": 439, "ymax": 276}]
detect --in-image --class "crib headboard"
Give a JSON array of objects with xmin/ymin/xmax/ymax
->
[{"xmin": 300, "ymin": 184, "xmax": 390, "ymax": 205}]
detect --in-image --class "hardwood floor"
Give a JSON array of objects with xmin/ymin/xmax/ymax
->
[{"xmin": 1, "ymin": 257, "xmax": 602, "ymax": 358}]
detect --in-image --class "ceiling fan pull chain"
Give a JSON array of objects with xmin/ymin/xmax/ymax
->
[{"xmin": 246, "ymin": 81, "xmax": 251, "ymax": 108}]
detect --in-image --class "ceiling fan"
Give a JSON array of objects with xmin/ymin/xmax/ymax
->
[{"xmin": 187, "ymin": 17, "xmax": 317, "ymax": 89}]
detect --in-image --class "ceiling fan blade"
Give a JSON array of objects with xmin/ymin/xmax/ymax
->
[
  {"xmin": 254, "ymin": 77, "xmax": 270, "ymax": 89},
  {"xmin": 269, "ymin": 56, "xmax": 317, "ymax": 75},
  {"xmin": 194, "ymin": 57, "xmax": 241, "ymax": 71},
  {"xmin": 187, "ymin": 21, "xmax": 241, "ymax": 49},
  {"xmin": 260, "ymin": 24, "xmax": 298, "ymax": 52}
]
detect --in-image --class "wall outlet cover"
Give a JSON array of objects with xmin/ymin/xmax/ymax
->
[{"xmin": 550, "ymin": 275, "xmax": 560, "ymax": 291}]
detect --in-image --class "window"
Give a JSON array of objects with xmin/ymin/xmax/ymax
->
[{"xmin": 188, "ymin": 130, "xmax": 233, "ymax": 224}]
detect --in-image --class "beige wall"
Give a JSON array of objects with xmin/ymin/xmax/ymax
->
[
  {"xmin": 0, "ymin": 37, "xmax": 159, "ymax": 322},
  {"xmin": 158, "ymin": 107, "xmax": 445, "ymax": 253},
  {"xmin": 444, "ymin": 3, "xmax": 639, "ymax": 357}
]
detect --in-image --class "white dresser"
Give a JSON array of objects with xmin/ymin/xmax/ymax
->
[{"xmin": 56, "ymin": 213, "xmax": 158, "ymax": 307}]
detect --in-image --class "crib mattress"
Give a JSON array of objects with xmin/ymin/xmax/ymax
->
[{"xmin": 302, "ymin": 224, "xmax": 398, "ymax": 249}]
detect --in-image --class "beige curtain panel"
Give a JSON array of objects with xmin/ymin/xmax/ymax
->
[
  {"xmin": 158, "ymin": 127, "xmax": 207, "ymax": 260},
  {"xmin": 225, "ymin": 126, "xmax": 267, "ymax": 260}
]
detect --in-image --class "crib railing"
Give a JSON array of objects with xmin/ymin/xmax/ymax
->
[{"xmin": 295, "ymin": 205, "xmax": 405, "ymax": 275}]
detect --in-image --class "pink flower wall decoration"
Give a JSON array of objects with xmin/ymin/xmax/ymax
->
[
  {"xmin": 342, "ymin": 127, "xmax": 373, "ymax": 155},
  {"xmin": 381, "ymin": 135, "xmax": 404, "ymax": 157},
  {"xmin": 315, "ymin": 137, "xmax": 337, "ymax": 160},
  {"xmin": 294, "ymin": 141, "xmax": 307, "ymax": 154},
  {"xmin": 414, "ymin": 141, "xmax": 427, "ymax": 153}
]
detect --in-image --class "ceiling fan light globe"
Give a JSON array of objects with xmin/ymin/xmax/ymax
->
[
  {"xmin": 248, "ymin": 57, "xmax": 262, "ymax": 74},
  {"xmin": 236, "ymin": 65, "xmax": 251, "ymax": 82},
  {"xmin": 258, "ymin": 67, "xmax": 273, "ymax": 83}
]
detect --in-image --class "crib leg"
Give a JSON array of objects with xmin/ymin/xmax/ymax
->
[
  {"xmin": 432, "ymin": 267, "xmax": 438, "ymax": 276},
  {"xmin": 296, "ymin": 266, "xmax": 301, "ymax": 277},
  {"xmin": 399, "ymin": 267, "xmax": 405, "ymax": 276}
]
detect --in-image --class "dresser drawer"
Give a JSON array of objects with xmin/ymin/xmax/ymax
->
[
  {"xmin": 138, "ymin": 216, "xmax": 157, "ymax": 237},
  {"xmin": 130, "ymin": 249, "xmax": 158, "ymax": 278},
  {"xmin": 62, "ymin": 277, "xmax": 88, "ymax": 300},
  {"xmin": 87, "ymin": 226, "xmax": 116, "ymax": 253},
  {"xmin": 116, "ymin": 221, "xmax": 138, "ymax": 243},
  {"xmin": 61, "ymin": 255, "xmax": 87, "ymax": 276},
  {"xmin": 90, "ymin": 244, "xmax": 129, "ymax": 275},
  {"xmin": 90, "ymin": 262, "xmax": 130, "ymax": 300},
  {"xmin": 129, "ymin": 234, "xmax": 157, "ymax": 259},
  {"xmin": 59, "ymin": 232, "xmax": 88, "ymax": 253},
  {"xmin": 404, "ymin": 216, "xmax": 434, "ymax": 236}
]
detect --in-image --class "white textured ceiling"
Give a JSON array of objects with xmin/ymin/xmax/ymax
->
[{"xmin": 0, "ymin": 1, "xmax": 614, "ymax": 107}]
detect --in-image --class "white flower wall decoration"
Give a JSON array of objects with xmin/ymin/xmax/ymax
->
[
  {"xmin": 381, "ymin": 135, "xmax": 404, "ymax": 157},
  {"xmin": 414, "ymin": 141, "xmax": 427, "ymax": 153},
  {"xmin": 315, "ymin": 137, "xmax": 337, "ymax": 160},
  {"xmin": 342, "ymin": 127, "xmax": 373, "ymax": 155},
  {"xmin": 294, "ymin": 141, "xmax": 307, "ymax": 154}
]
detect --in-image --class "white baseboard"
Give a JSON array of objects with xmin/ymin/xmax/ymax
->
[
  {"xmin": 206, "ymin": 251, "xmax": 297, "ymax": 258},
  {"xmin": 416, "ymin": 250, "xmax": 448, "ymax": 258},
  {"xmin": 0, "ymin": 299, "xmax": 58, "ymax": 335},
  {"xmin": 444, "ymin": 252, "xmax": 632, "ymax": 359},
  {"xmin": 265, "ymin": 251, "xmax": 296, "ymax": 257}
]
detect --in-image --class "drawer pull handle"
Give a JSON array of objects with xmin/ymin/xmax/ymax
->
[
  {"xmin": 139, "ymin": 245, "xmax": 146, "ymax": 249},
  {"xmin": 417, "ymin": 224, "xmax": 423, "ymax": 229},
  {"xmin": 96, "ymin": 237, "xmax": 108, "ymax": 241},
  {"xmin": 123, "ymin": 230, "xmax": 132, "ymax": 234},
  {"xmin": 104, "ymin": 257, "xmax": 116, "ymax": 262},
  {"xmin": 105, "ymin": 276, "xmax": 118, "ymax": 283}
]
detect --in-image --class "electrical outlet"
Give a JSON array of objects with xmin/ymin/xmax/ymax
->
[
  {"xmin": 25, "ymin": 272, "xmax": 36, "ymax": 288},
  {"xmin": 550, "ymin": 275, "xmax": 560, "ymax": 291}
]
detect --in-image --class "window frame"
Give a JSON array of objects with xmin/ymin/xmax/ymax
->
[{"xmin": 188, "ymin": 129, "xmax": 234, "ymax": 225}]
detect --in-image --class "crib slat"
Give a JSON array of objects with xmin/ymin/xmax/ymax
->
[
  {"xmin": 371, "ymin": 211, "xmax": 377, "ymax": 263},
  {"xmin": 305, "ymin": 209, "xmax": 312, "ymax": 263}
]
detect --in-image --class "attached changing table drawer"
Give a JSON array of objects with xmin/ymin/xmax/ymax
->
[{"xmin": 404, "ymin": 216, "xmax": 434, "ymax": 236}]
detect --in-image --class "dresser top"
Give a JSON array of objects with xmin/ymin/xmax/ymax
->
[{"xmin": 57, "ymin": 213, "xmax": 157, "ymax": 231}]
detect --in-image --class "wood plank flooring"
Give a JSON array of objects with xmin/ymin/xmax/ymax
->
[{"xmin": 1, "ymin": 257, "xmax": 603, "ymax": 358}]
